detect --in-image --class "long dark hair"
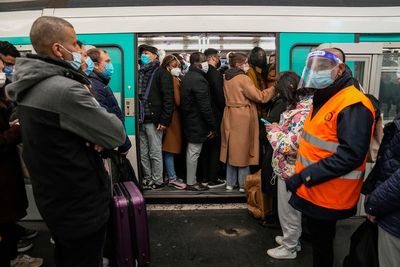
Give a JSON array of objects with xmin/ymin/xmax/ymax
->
[{"xmin": 275, "ymin": 71, "xmax": 300, "ymax": 109}]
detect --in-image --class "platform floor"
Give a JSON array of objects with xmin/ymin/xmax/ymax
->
[{"xmin": 20, "ymin": 208, "xmax": 363, "ymax": 267}]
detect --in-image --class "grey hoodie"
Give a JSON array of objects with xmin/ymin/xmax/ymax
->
[{"xmin": 6, "ymin": 54, "xmax": 126, "ymax": 240}]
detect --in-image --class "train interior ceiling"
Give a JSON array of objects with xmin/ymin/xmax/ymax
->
[{"xmin": 137, "ymin": 33, "xmax": 276, "ymax": 199}]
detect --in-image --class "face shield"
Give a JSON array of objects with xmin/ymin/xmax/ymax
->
[{"xmin": 298, "ymin": 50, "xmax": 342, "ymax": 90}]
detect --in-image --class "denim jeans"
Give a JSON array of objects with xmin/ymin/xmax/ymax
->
[
  {"xmin": 186, "ymin": 143, "xmax": 203, "ymax": 186},
  {"xmin": 226, "ymin": 164, "xmax": 250, "ymax": 188},
  {"xmin": 164, "ymin": 152, "xmax": 177, "ymax": 180},
  {"xmin": 139, "ymin": 123, "xmax": 163, "ymax": 185}
]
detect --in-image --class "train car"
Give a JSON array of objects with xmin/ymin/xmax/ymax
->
[{"xmin": 1, "ymin": 1, "xmax": 400, "ymax": 217}]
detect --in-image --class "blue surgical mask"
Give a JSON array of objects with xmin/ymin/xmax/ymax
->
[
  {"xmin": 59, "ymin": 44, "xmax": 82, "ymax": 71},
  {"xmin": 4, "ymin": 65, "xmax": 14, "ymax": 75},
  {"xmin": 141, "ymin": 54, "xmax": 151, "ymax": 65},
  {"xmin": 101, "ymin": 63, "xmax": 114, "ymax": 79},
  {"xmin": 85, "ymin": 57, "xmax": 94, "ymax": 76},
  {"xmin": 310, "ymin": 70, "xmax": 334, "ymax": 89}
]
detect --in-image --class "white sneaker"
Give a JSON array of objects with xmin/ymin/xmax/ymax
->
[
  {"xmin": 11, "ymin": 254, "xmax": 43, "ymax": 267},
  {"xmin": 239, "ymin": 188, "xmax": 245, "ymax": 193},
  {"xmin": 275, "ymin": 235, "xmax": 301, "ymax": 251},
  {"xmin": 267, "ymin": 245, "xmax": 297, "ymax": 259},
  {"xmin": 226, "ymin": 185, "xmax": 234, "ymax": 190}
]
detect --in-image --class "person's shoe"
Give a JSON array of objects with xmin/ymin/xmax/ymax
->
[
  {"xmin": 11, "ymin": 254, "xmax": 43, "ymax": 267},
  {"xmin": 17, "ymin": 239, "xmax": 33, "ymax": 253},
  {"xmin": 150, "ymin": 183, "xmax": 164, "ymax": 190},
  {"xmin": 226, "ymin": 185, "xmax": 234, "ymax": 191},
  {"xmin": 208, "ymin": 179, "xmax": 226, "ymax": 189},
  {"xmin": 186, "ymin": 183, "xmax": 208, "ymax": 191},
  {"xmin": 20, "ymin": 227, "xmax": 39, "ymax": 240},
  {"xmin": 275, "ymin": 236, "xmax": 301, "ymax": 252},
  {"xmin": 239, "ymin": 188, "xmax": 245, "ymax": 193},
  {"xmin": 168, "ymin": 178, "xmax": 186, "ymax": 190},
  {"xmin": 267, "ymin": 245, "xmax": 297, "ymax": 259},
  {"xmin": 201, "ymin": 182, "xmax": 208, "ymax": 187}
]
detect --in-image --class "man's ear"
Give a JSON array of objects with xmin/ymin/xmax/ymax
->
[
  {"xmin": 337, "ymin": 63, "xmax": 346, "ymax": 76},
  {"xmin": 52, "ymin": 43, "xmax": 63, "ymax": 58}
]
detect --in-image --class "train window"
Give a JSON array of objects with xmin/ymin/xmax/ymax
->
[
  {"xmin": 290, "ymin": 45, "xmax": 317, "ymax": 75},
  {"xmin": 379, "ymin": 51, "xmax": 400, "ymax": 120}
]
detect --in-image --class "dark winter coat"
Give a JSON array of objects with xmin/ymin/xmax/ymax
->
[
  {"xmin": 180, "ymin": 67, "xmax": 216, "ymax": 143},
  {"xmin": 363, "ymin": 114, "xmax": 400, "ymax": 238},
  {"xmin": 205, "ymin": 65, "xmax": 225, "ymax": 134},
  {"xmin": 89, "ymin": 72, "xmax": 132, "ymax": 153},
  {"xmin": 0, "ymin": 92, "xmax": 28, "ymax": 223},
  {"xmin": 6, "ymin": 54, "xmax": 126, "ymax": 241},
  {"xmin": 138, "ymin": 63, "xmax": 174, "ymax": 126}
]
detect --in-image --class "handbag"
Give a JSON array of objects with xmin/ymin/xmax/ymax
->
[{"xmin": 343, "ymin": 219, "xmax": 379, "ymax": 267}]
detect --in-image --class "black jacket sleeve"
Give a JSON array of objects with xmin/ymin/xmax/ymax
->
[
  {"xmin": 208, "ymin": 69, "xmax": 225, "ymax": 112},
  {"xmin": 299, "ymin": 103, "xmax": 374, "ymax": 187},
  {"xmin": 159, "ymin": 69, "xmax": 174, "ymax": 127},
  {"xmin": 193, "ymin": 79, "xmax": 216, "ymax": 132}
]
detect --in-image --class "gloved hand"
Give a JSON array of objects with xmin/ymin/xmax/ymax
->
[{"xmin": 285, "ymin": 173, "xmax": 303, "ymax": 193}]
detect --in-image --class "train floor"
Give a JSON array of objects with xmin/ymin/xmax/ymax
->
[{"xmin": 19, "ymin": 207, "xmax": 363, "ymax": 267}]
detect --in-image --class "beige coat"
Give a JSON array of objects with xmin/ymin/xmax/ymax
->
[
  {"xmin": 162, "ymin": 77, "xmax": 182, "ymax": 154},
  {"xmin": 220, "ymin": 74, "xmax": 274, "ymax": 167}
]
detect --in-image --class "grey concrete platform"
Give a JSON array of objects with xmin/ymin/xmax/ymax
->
[{"xmin": 20, "ymin": 208, "xmax": 363, "ymax": 267}]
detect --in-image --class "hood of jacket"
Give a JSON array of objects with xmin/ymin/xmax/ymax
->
[
  {"xmin": 224, "ymin": 67, "xmax": 245, "ymax": 80},
  {"xmin": 6, "ymin": 54, "xmax": 90, "ymax": 103}
]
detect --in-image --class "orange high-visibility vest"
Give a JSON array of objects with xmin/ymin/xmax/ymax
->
[{"xmin": 295, "ymin": 85, "xmax": 375, "ymax": 210}]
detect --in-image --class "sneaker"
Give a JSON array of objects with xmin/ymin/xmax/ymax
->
[
  {"xmin": 226, "ymin": 185, "xmax": 234, "ymax": 191},
  {"xmin": 168, "ymin": 179, "xmax": 186, "ymax": 190},
  {"xmin": 150, "ymin": 183, "xmax": 164, "ymax": 190},
  {"xmin": 17, "ymin": 239, "xmax": 33, "ymax": 253},
  {"xmin": 20, "ymin": 227, "xmax": 39, "ymax": 240},
  {"xmin": 275, "ymin": 236, "xmax": 301, "ymax": 252},
  {"xmin": 201, "ymin": 182, "xmax": 208, "ymax": 187},
  {"xmin": 11, "ymin": 254, "xmax": 43, "ymax": 267},
  {"xmin": 239, "ymin": 188, "xmax": 245, "ymax": 193},
  {"xmin": 267, "ymin": 245, "xmax": 297, "ymax": 259},
  {"xmin": 186, "ymin": 183, "xmax": 208, "ymax": 191},
  {"xmin": 208, "ymin": 179, "xmax": 226, "ymax": 189}
]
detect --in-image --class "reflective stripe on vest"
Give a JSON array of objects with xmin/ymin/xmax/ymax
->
[
  {"xmin": 302, "ymin": 131, "xmax": 338, "ymax": 153},
  {"xmin": 298, "ymin": 154, "xmax": 365, "ymax": 180}
]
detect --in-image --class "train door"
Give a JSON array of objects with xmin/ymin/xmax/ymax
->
[{"xmin": 136, "ymin": 33, "xmax": 276, "ymax": 200}]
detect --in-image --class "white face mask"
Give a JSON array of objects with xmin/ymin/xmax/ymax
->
[
  {"xmin": 0, "ymin": 72, "xmax": 6, "ymax": 87},
  {"xmin": 242, "ymin": 66, "xmax": 250, "ymax": 73},
  {"xmin": 170, "ymin": 67, "xmax": 181, "ymax": 77},
  {"xmin": 201, "ymin": 62, "xmax": 209, "ymax": 73}
]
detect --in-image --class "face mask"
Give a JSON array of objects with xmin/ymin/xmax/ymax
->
[
  {"xmin": 310, "ymin": 70, "xmax": 334, "ymax": 89},
  {"xmin": 59, "ymin": 44, "xmax": 81, "ymax": 71},
  {"xmin": 4, "ymin": 65, "xmax": 14, "ymax": 75},
  {"xmin": 85, "ymin": 57, "xmax": 94, "ymax": 76},
  {"xmin": 170, "ymin": 67, "xmax": 181, "ymax": 77},
  {"xmin": 201, "ymin": 62, "xmax": 209, "ymax": 73},
  {"xmin": 141, "ymin": 54, "xmax": 151, "ymax": 65},
  {"xmin": 242, "ymin": 65, "xmax": 250, "ymax": 73},
  {"xmin": 0, "ymin": 72, "xmax": 6, "ymax": 87},
  {"xmin": 101, "ymin": 63, "xmax": 114, "ymax": 79}
]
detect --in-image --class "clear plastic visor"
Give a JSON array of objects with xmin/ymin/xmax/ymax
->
[{"xmin": 298, "ymin": 51, "xmax": 342, "ymax": 89}]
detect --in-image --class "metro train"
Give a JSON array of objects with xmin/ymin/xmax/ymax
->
[{"xmin": 1, "ymin": 0, "xmax": 400, "ymax": 214}]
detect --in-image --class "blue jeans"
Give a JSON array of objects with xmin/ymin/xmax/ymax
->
[
  {"xmin": 226, "ymin": 164, "xmax": 250, "ymax": 188},
  {"xmin": 164, "ymin": 152, "xmax": 177, "ymax": 180}
]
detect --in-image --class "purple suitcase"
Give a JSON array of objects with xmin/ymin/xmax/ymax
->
[{"xmin": 112, "ymin": 181, "xmax": 150, "ymax": 267}]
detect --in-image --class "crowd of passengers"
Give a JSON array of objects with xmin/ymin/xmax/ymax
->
[{"xmin": 1, "ymin": 16, "xmax": 400, "ymax": 267}]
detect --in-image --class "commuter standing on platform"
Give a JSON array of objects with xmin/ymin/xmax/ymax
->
[
  {"xmin": 6, "ymin": 16, "xmax": 126, "ymax": 266},
  {"xmin": 286, "ymin": 49, "xmax": 375, "ymax": 267}
]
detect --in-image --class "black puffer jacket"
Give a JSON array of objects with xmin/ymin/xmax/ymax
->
[
  {"xmin": 363, "ymin": 114, "xmax": 400, "ymax": 238},
  {"xmin": 180, "ymin": 67, "xmax": 216, "ymax": 143}
]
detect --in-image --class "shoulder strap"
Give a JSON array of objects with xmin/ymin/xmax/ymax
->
[{"xmin": 143, "ymin": 67, "xmax": 159, "ymax": 100}]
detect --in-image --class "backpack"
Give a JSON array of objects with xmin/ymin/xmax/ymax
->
[{"xmin": 365, "ymin": 94, "xmax": 384, "ymax": 163}]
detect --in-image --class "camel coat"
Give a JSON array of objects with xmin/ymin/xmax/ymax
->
[
  {"xmin": 220, "ymin": 73, "xmax": 274, "ymax": 167},
  {"xmin": 162, "ymin": 77, "xmax": 182, "ymax": 154}
]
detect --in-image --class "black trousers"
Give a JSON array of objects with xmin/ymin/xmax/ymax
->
[
  {"xmin": 54, "ymin": 224, "xmax": 107, "ymax": 267},
  {"xmin": 0, "ymin": 223, "xmax": 18, "ymax": 267},
  {"xmin": 197, "ymin": 136, "xmax": 223, "ymax": 183},
  {"xmin": 306, "ymin": 216, "xmax": 338, "ymax": 267}
]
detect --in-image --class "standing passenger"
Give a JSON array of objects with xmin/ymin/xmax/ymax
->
[
  {"xmin": 6, "ymin": 16, "xmax": 126, "ymax": 267},
  {"xmin": 138, "ymin": 44, "xmax": 174, "ymax": 190},
  {"xmin": 161, "ymin": 55, "xmax": 186, "ymax": 190},
  {"xmin": 220, "ymin": 52, "xmax": 274, "ymax": 192},
  {"xmin": 180, "ymin": 52, "xmax": 215, "ymax": 191},
  {"xmin": 197, "ymin": 48, "xmax": 226, "ymax": 188},
  {"xmin": 87, "ymin": 48, "xmax": 132, "ymax": 155},
  {"xmin": 266, "ymin": 71, "xmax": 313, "ymax": 259},
  {"xmin": 286, "ymin": 49, "xmax": 375, "ymax": 267}
]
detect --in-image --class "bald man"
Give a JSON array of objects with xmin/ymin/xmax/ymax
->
[
  {"xmin": 283, "ymin": 48, "xmax": 375, "ymax": 267},
  {"xmin": 6, "ymin": 16, "xmax": 126, "ymax": 266}
]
